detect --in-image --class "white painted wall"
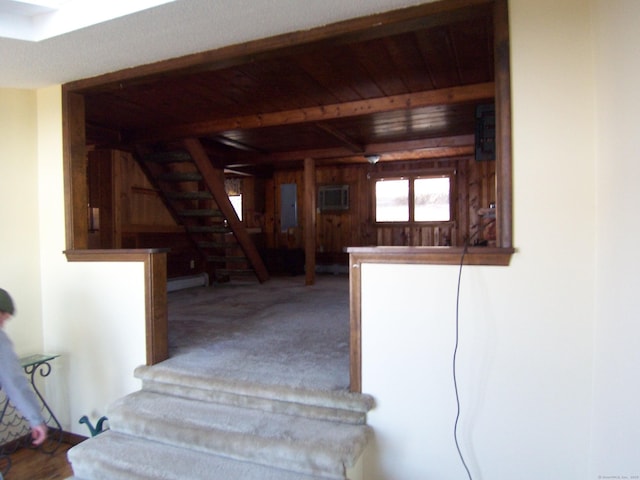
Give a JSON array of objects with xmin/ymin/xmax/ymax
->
[
  {"xmin": 361, "ymin": 0, "xmax": 599, "ymax": 479},
  {"xmin": 0, "ymin": 89, "xmax": 43, "ymax": 356},
  {"xmin": 590, "ymin": 1, "xmax": 640, "ymax": 478}
]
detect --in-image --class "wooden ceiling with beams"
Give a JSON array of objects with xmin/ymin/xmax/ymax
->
[{"xmin": 79, "ymin": 0, "xmax": 496, "ymax": 176}]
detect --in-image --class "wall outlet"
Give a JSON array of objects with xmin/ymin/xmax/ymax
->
[{"xmin": 190, "ymin": 259, "xmax": 195, "ymax": 269}]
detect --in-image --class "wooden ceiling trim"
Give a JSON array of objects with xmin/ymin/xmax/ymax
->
[
  {"xmin": 376, "ymin": 145, "xmax": 473, "ymax": 161},
  {"xmin": 127, "ymin": 82, "xmax": 494, "ymax": 144}
]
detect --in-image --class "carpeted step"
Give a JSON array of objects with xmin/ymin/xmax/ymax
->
[
  {"xmin": 106, "ymin": 390, "xmax": 370, "ymax": 478},
  {"xmin": 135, "ymin": 364, "xmax": 374, "ymax": 425},
  {"xmin": 68, "ymin": 430, "xmax": 350, "ymax": 480}
]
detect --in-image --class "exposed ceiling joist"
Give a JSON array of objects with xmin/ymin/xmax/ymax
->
[{"xmin": 125, "ymin": 83, "xmax": 494, "ymax": 144}]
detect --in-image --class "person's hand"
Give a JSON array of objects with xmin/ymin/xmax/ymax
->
[{"xmin": 31, "ymin": 423, "xmax": 48, "ymax": 446}]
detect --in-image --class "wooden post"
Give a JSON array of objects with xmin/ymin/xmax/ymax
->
[
  {"xmin": 304, "ymin": 157, "xmax": 316, "ymax": 286},
  {"xmin": 494, "ymin": 0, "xmax": 513, "ymax": 249},
  {"xmin": 62, "ymin": 89, "xmax": 88, "ymax": 250}
]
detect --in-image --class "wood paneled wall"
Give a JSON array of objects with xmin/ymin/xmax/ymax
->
[
  {"xmin": 87, "ymin": 149, "xmax": 200, "ymax": 277},
  {"xmin": 88, "ymin": 149, "xmax": 495, "ymax": 274},
  {"xmin": 266, "ymin": 156, "xmax": 496, "ymax": 259}
]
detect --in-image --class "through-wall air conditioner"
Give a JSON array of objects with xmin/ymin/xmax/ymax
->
[{"xmin": 318, "ymin": 184, "xmax": 349, "ymax": 212}]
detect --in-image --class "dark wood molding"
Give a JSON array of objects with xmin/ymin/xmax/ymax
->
[
  {"xmin": 64, "ymin": 249, "xmax": 169, "ymax": 365},
  {"xmin": 349, "ymin": 258, "xmax": 362, "ymax": 393},
  {"xmin": 347, "ymin": 246, "xmax": 514, "ymax": 266},
  {"xmin": 494, "ymin": 0, "xmax": 513, "ymax": 249},
  {"xmin": 62, "ymin": 89, "xmax": 88, "ymax": 250}
]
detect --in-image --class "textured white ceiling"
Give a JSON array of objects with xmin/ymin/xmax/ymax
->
[{"xmin": 0, "ymin": 0, "xmax": 423, "ymax": 89}]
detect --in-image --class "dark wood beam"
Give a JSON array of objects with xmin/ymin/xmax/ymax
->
[
  {"xmin": 128, "ymin": 83, "xmax": 494, "ymax": 144},
  {"xmin": 222, "ymin": 135, "xmax": 475, "ymax": 167}
]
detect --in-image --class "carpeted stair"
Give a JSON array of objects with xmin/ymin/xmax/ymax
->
[{"xmin": 67, "ymin": 364, "xmax": 374, "ymax": 479}]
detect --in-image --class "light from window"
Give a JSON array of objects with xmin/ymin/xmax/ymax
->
[
  {"xmin": 375, "ymin": 175, "xmax": 451, "ymax": 223},
  {"xmin": 375, "ymin": 179, "xmax": 409, "ymax": 222},
  {"xmin": 414, "ymin": 177, "xmax": 450, "ymax": 221},
  {"xmin": 229, "ymin": 194, "xmax": 242, "ymax": 221}
]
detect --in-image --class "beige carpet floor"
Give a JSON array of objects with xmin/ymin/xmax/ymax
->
[{"xmin": 165, "ymin": 274, "xmax": 350, "ymax": 391}]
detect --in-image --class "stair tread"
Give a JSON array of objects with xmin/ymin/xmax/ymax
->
[
  {"xmin": 107, "ymin": 390, "xmax": 370, "ymax": 475},
  {"xmin": 111, "ymin": 390, "xmax": 369, "ymax": 445},
  {"xmin": 69, "ymin": 431, "xmax": 343, "ymax": 480},
  {"xmin": 135, "ymin": 364, "xmax": 375, "ymax": 415},
  {"xmin": 158, "ymin": 171, "xmax": 202, "ymax": 181},
  {"xmin": 165, "ymin": 191, "xmax": 213, "ymax": 200},
  {"xmin": 178, "ymin": 209, "xmax": 223, "ymax": 217},
  {"xmin": 187, "ymin": 225, "xmax": 229, "ymax": 233},
  {"xmin": 143, "ymin": 151, "xmax": 192, "ymax": 164}
]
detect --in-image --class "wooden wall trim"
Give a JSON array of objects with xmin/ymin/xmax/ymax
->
[
  {"xmin": 62, "ymin": 89, "xmax": 88, "ymax": 250},
  {"xmin": 347, "ymin": 246, "xmax": 514, "ymax": 266},
  {"xmin": 349, "ymin": 260, "xmax": 362, "ymax": 393},
  {"xmin": 64, "ymin": 249, "xmax": 169, "ymax": 365},
  {"xmin": 494, "ymin": 0, "xmax": 513, "ymax": 249}
]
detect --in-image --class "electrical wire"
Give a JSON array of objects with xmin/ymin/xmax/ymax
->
[
  {"xmin": 453, "ymin": 237, "xmax": 473, "ymax": 480},
  {"xmin": 452, "ymin": 216, "xmax": 495, "ymax": 479}
]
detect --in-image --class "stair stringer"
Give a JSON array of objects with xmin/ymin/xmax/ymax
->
[
  {"xmin": 134, "ymin": 143, "xmax": 268, "ymax": 283},
  {"xmin": 183, "ymin": 138, "xmax": 269, "ymax": 282}
]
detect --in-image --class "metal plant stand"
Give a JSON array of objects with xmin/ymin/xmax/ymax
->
[{"xmin": 0, "ymin": 354, "xmax": 63, "ymax": 477}]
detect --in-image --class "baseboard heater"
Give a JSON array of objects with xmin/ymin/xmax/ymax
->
[{"xmin": 167, "ymin": 273, "xmax": 209, "ymax": 292}]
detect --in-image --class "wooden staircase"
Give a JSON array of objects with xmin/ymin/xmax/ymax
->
[{"xmin": 135, "ymin": 138, "xmax": 269, "ymax": 283}]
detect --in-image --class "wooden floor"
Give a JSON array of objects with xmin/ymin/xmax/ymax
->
[{"xmin": 2, "ymin": 442, "xmax": 74, "ymax": 480}]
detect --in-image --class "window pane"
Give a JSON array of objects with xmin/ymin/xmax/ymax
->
[
  {"xmin": 376, "ymin": 179, "xmax": 409, "ymax": 222},
  {"xmin": 229, "ymin": 194, "xmax": 242, "ymax": 221},
  {"xmin": 414, "ymin": 177, "xmax": 450, "ymax": 221}
]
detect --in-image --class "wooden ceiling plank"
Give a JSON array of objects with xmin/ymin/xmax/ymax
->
[
  {"xmin": 292, "ymin": 54, "xmax": 361, "ymax": 104},
  {"xmin": 414, "ymin": 27, "xmax": 460, "ymax": 89},
  {"xmin": 128, "ymin": 82, "xmax": 494, "ymax": 143},
  {"xmin": 314, "ymin": 122, "xmax": 364, "ymax": 153},
  {"xmin": 383, "ymin": 34, "xmax": 435, "ymax": 92},
  {"xmin": 347, "ymin": 39, "xmax": 409, "ymax": 97}
]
